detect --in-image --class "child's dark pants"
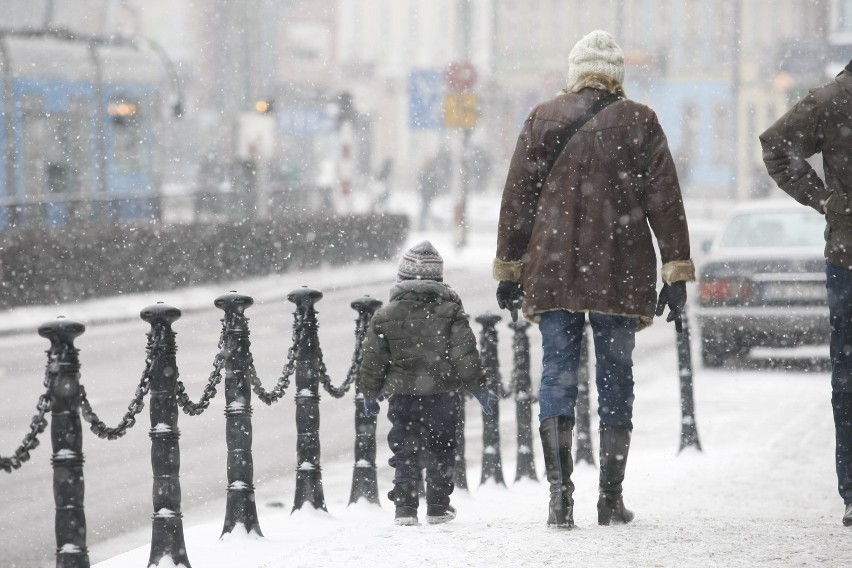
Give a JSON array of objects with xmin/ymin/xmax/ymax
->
[{"xmin": 387, "ymin": 392, "xmax": 460, "ymax": 507}]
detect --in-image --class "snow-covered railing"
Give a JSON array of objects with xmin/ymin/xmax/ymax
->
[{"xmin": 0, "ymin": 287, "xmax": 552, "ymax": 568}]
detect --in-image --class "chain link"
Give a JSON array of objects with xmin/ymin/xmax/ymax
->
[
  {"xmin": 174, "ymin": 314, "xmax": 232, "ymax": 415},
  {"xmin": 1, "ymin": 350, "xmax": 58, "ymax": 473},
  {"xmin": 319, "ymin": 314, "xmax": 367, "ymax": 399},
  {"xmin": 250, "ymin": 311, "xmax": 302, "ymax": 405},
  {"xmin": 79, "ymin": 326, "xmax": 166, "ymax": 439},
  {"xmin": 175, "ymin": 356, "xmax": 225, "ymax": 415}
]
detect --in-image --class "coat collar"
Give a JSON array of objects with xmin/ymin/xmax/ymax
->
[
  {"xmin": 390, "ymin": 280, "xmax": 459, "ymax": 303},
  {"xmin": 836, "ymin": 69, "xmax": 852, "ymax": 97}
]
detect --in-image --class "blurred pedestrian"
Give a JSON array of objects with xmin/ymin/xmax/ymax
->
[
  {"xmin": 760, "ymin": 60, "xmax": 852, "ymax": 527},
  {"xmin": 493, "ymin": 30, "xmax": 695, "ymax": 529},
  {"xmin": 358, "ymin": 241, "xmax": 496, "ymax": 526},
  {"xmin": 371, "ymin": 157, "xmax": 394, "ymax": 212},
  {"xmin": 417, "ymin": 151, "xmax": 451, "ymax": 230}
]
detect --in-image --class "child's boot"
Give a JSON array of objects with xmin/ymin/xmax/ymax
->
[
  {"xmin": 388, "ymin": 482, "xmax": 419, "ymax": 526},
  {"xmin": 426, "ymin": 480, "xmax": 456, "ymax": 524}
]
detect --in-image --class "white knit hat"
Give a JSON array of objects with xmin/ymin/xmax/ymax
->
[
  {"xmin": 397, "ymin": 240, "xmax": 443, "ymax": 282},
  {"xmin": 568, "ymin": 30, "xmax": 625, "ymax": 85}
]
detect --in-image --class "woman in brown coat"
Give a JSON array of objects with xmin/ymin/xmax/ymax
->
[{"xmin": 493, "ymin": 30, "xmax": 695, "ymax": 529}]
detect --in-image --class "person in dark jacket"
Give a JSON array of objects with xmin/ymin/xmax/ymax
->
[
  {"xmin": 493, "ymin": 30, "xmax": 695, "ymax": 529},
  {"xmin": 760, "ymin": 62, "xmax": 852, "ymax": 527},
  {"xmin": 359, "ymin": 241, "xmax": 496, "ymax": 526}
]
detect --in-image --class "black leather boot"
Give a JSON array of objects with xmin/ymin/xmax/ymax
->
[
  {"xmin": 833, "ymin": 393, "xmax": 852, "ymax": 525},
  {"xmin": 388, "ymin": 482, "xmax": 419, "ymax": 526},
  {"xmin": 598, "ymin": 426, "xmax": 635, "ymax": 525},
  {"xmin": 539, "ymin": 416, "xmax": 575, "ymax": 528}
]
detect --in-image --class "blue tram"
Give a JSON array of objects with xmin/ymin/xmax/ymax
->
[{"xmin": 0, "ymin": 32, "xmax": 172, "ymax": 229}]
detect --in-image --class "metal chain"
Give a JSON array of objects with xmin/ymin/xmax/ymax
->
[
  {"xmin": 174, "ymin": 314, "xmax": 232, "ymax": 415},
  {"xmin": 0, "ymin": 349, "xmax": 58, "ymax": 473},
  {"xmin": 250, "ymin": 311, "xmax": 302, "ymax": 405},
  {"xmin": 79, "ymin": 326, "xmax": 164, "ymax": 439},
  {"xmin": 318, "ymin": 314, "xmax": 365, "ymax": 399}
]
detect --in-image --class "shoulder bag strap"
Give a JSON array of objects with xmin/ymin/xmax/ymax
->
[{"xmin": 540, "ymin": 92, "xmax": 621, "ymax": 183}]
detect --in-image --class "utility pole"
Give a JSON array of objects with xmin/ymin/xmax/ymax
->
[
  {"xmin": 451, "ymin": 0, "xmax": 474, "ymax": 249},
  {"xmin": 731, "ymin": 0, "xmax": 741, "ymax": 200}
]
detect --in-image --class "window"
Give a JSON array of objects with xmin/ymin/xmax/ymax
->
[{"xmin": 109, "ymin": 98, "xmax": 149, "ymax": 174}]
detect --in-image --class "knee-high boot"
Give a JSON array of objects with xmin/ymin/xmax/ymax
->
[
  {"xmin": 598, "ymin": 426, "xmax": 635, "ymax": 525},
  {"xmin": 832, "ymin": 392, "xmax": 852, "ymax": 526},
  {"xmin": 539, "ymin": 416, "xmax": 574, "ymax": 528}
]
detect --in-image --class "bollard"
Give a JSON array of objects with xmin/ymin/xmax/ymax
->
[
  {"xmin": 677, "ymin": 311, "xmax": 702, "ymax": 453},
  {"xmin": 39, "ymin": 317, "xmax": 89, "ymax": 568},
  {"xmin": 509, "ymin": 320, "xmax": 537, "ymax": 481},
  {"xmin": 140, "ymin": 304, "xmax": 191, "ymax": 568},
  {"xmin": 214, "ymin": 292, "xmax": 263, "ymax": 536},
  {"xmin": 475, "ymin": 313, "xmax": 505, "ymax": 487},
  {"xmin": 287, "ymin": 287, "xmax": 327, "ymax": 512},
  {"xmin": 574, "ymin": 322, "xmax": 595, "ymax": 465},
  {"xmin": 349, "ymin": 296, "xmax": 383, "ymax": 506},
  {"xmin": 452, "ymin": 390, "xmax": 468, "ymax": 491}
]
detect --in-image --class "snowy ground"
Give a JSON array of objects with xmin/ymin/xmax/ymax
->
[
  {"xmin": 10, "ymin": 189, "xmax": 851, "ymax": 567},
  {"xmin": 94, "ymin": 333, "xmax": 852, "ymax": 568}
]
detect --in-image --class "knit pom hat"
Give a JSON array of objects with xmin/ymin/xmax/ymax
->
[
  {"xmin": 397, "ymin": 240, "xmax": 443, "ymax": 282},
  {"xmin": 568, "ymin": 30, "xmax": 624, "ymax": 85}
]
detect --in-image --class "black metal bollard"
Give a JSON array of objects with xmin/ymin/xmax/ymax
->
[
  {"xmin": 677, "ymin": 311, "xmax": 702, "ymax": 453},
  {"xmin": 575, "ymin": 322, "xmax": 595, "ymax": 465},
  {"xmin": 453, "ymin": 390, "xmax": 468, "ymax": 491},
  {"xmin": 287, "ymin": 287, "xmax": 327, "ymax": 512},
  {"xmin": 475, "ymin": 313, "xmax": 505, "ymax": 486},
  {"xmin": 214, "ymin": 292, "xmax": 263, "ymax": 536},
  {"xmin": 509, "ymin": 320, "xmax": 537, "ymax": 481},
  {"xmin": 349, "ymin": 296, "xmax": 383, "ymax": 506},
  {"xmin": 38, "ymin": 317, "xmax": 89, "ymax": 568},
  {"xmin": 140, "ymin": 304, "xmax": 191, "ymax": 568}
]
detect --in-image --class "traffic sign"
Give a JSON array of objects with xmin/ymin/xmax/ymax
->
[
  {"xmin": 446, "ymin": 62, "xmax": 477, "ymax": 92},
  {"xmin": 444, "ymin": 94, "xmax": 478, "ymax": 129},
  {"xmin": 409, "ymin": 69, "xmax": 445, "ymax": 130}
]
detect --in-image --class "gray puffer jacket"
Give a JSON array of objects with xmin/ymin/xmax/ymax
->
[{"xmin": 358, "ymin": 280, "xmax": 486, "ymax": 398}]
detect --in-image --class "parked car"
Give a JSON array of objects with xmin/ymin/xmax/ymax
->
[{"xmin": 695, "ymin": 200, "xmax": 830, "ymax": 367}]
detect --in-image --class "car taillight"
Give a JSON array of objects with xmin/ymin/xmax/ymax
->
[{"xmin": 698, "ymin": 279, "xmax": 752, "ymax": 303}]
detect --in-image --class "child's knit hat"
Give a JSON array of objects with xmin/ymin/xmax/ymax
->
[{"xmin": 397, "ymin": 240, "xmax": 443, "ymax": 282}]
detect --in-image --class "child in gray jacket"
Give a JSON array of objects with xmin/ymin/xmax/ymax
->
[{"xmin": 359, "ymin": 241, "xmax": 496, "ymax": 525}]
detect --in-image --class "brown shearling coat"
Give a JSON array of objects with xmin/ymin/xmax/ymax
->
[
  {"xmin": 494, "ymin": 81, "xmax": 694, "ymax": 329},
  {"xmin": 759, "ymin": 69, "xmax": 852, "ymax": 269}
]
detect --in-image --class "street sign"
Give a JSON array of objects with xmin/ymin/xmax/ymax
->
[
  {"xmin": 409, "ymin": 69, "xmax": 445, "ymax": 130},
  {"xmin": 446, "ymin": 62, "xmax": 477, "ymax": 92},
  {"xmin": 443, "ymin": 93, "xmax": 478, "ymax": 129}
]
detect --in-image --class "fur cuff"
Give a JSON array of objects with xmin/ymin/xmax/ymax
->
[
  {"xmin": 661, "ymin": 259, "xmax": 696, "ymax": 284},
  {"xmin": 493, "ymin": 258, "xmax": 523, "ymax": 282}
]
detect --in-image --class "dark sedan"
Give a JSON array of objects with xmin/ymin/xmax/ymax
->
[{"xmin": 695, "ymin": 200, "xmax": 830, "ymax": 367}]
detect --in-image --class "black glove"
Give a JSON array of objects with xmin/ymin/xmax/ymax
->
[
  {"xmin": 496, "ymin": 280, "xmax": 524, "ymax": 322},
  {"xmin": 655, "ymin": 281, "xmax": 687, "ymax": 333}
]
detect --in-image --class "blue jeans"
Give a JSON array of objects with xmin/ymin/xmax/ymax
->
[
  {"xmin": 827, "ymin": 262, "xmax": 852, "ymax": 503},
  {"xmin": 539, "ymin": 310, "xmax": 639, "ymax": 429}
]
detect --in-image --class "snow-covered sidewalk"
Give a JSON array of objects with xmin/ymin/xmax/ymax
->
[{"xmin": 94, "ymin": 337, "xmax": 851, "ymax": 568}]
